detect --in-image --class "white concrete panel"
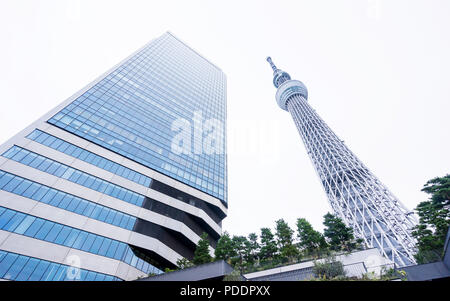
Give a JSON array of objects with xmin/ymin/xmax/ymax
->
[
  {"xmin": 0, "ymin": 232, "xmax": 69, "ymax": 263},
  {"xmin": 137, "ymin": 207, "xmax": 200, "ymax": 245},
  {"xmin": 16, "ymin": 140, "xmax": 76, "ymax": 167},
  {"xmin": 128, "ymin": 232, "xmax": 181, "ymax": 265},
  {"xmin": 95, "ymin": 193, "xmax": 141, "ymax": 217},
  {"xmin": 145, "ymin": 188, "xmax": 221, "ymax": 231},
  {"xmin": 0, "ymin": 156, "xmax": 9, "ymax": 168},
  {"xmin": 38, "ymin": 124, "xmax": 90, "ymax": 149},
  {"xmin": 0, "ymin": 230, "xmax": 11, "ymax": 246},
  {"xmin": 110, "ymin": 173, "xmax": 147, "ymax": 195},
  {"xmin": 0, "ymin": 193, "xmax": 188, "ymax": 266},
  {"xmin": 4, "ymin": 131, "xmax": 224, "ymax": 232},
  {"xmin": 0, "ymin": 183, "xmax": 208, "ymax": 258},
  {"xmin": 115, "ymin": 261, "xmax": 146, "ymax": 281},
  {"xmin": 0, "ymin": 230, "xmax": 148, "ymax": 279},
  {"xmin": 4, "ymin": 139, "xmax": 222, "ymax": 233},
  {"xmin": 0, "ymin": 190, "xmax": 37, "ymax": 215},
  {"xmin": 125, "ymin": 265, "xmax": 147, "ymax": 281},
  {"xmin": 52, "ymin": 178, "xmax": 104, "ymax": 204},
  {"xmin": 0, "ymin": 160, "xmax": 59, "ymax": 188},
  {"xmin": 82, "ymin": 218, "xmax": 131, "ymax": 244},
  {"xmin": 31, "ymin": 202, "xmax": 89, "ymax": 230},
  {"xmin": 37, "ymin": 125, "xmax": 227, "ymax": 215},
  {"xmin": 65, "ymin": 248, "xmax": 119, "ymax": 276},
  {"xmin": 69, "ymin": 159, "xmax": 115, "ymax": 183}
]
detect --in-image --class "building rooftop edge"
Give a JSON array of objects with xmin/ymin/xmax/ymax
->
[{"xmin": 164, "ymin": 31, "xmax": 224, "ymax": 74}]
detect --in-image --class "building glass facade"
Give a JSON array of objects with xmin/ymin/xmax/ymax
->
[
  {"xmin": 0, "ymin": 32, "xmax": 227, "ymax": 281},
  {"xmin": 48, "ymin": 33, "xmax": 227, "ymax": 204}
]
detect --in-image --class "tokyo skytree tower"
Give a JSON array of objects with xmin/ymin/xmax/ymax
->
[{"xmin": 267, "ymin": 57, "xmax": 417, "ymax": 267}]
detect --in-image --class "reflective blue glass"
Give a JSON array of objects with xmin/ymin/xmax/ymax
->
[
  {"xmin": 15, "ymin": 257, "xmax": 39, "ymax": 280},
  {"xmin": 0, "ymin": 250, "xmax": 121, "ymax": 281},
  {"xmin": 54, "ymin": 226, "xmax": 72, "ymax": 245},
  {"xmin": 28, "ymin": 261, "xmax": 50, "ymax": 281},
  {"xmin": 4, "ymin": 255, "xmax": 28, "ymax": 279},
  {"xmin": 0, "ymin": 207, "xmax": 161, "ymax": 275},
  {"xmin": 4, "ymin": 212, "xmax": 25, "ymax": 232},
  {"xmin": 80, "ymin": 233, "xmax": 96, "ymax": 252},
  {"xmin": 46, "ymin": 33, "xmax": 227, "ymax": 203},
  {"xmin": 0, "ymin": 170, "xmax": 136, "ymax": 231},
  {"xmin": 44, "ymin": 223, "xmax": 63, "ymax": 242},
  {"xmin": 22, "ymin": 129, "xmax": 155, "ymax": 187},
  {"xmin": 14, "ymin": 215, "xmax": 36, "ymax": 235},
  {"xmin": 34, "ymin": 221, "xmax": 54, "ymax": 240},
  {"xmin": 24, "ymin": 219, "xmax": 45, "ymax": 237},
  {"xmin": 0, "ymin": 253, "xmax": 19, "ymax": 278},
  {"xmin": 42, "ymin": 263, "xmax": 59, "ymax": 281},
  {"xmin": 2, "ymin": 146, "xmax": 145, "ymax": 206}
]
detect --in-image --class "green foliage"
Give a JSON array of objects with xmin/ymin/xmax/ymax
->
[
  {"xmin": 275, "ymin": 219, "xmax": 299, "ymax": 261},
  {"xmin": 193, "ymin": 232, "xmax": 213, "ymax": 265},
  {"xmin": 323, "ymin": 213, "xmax": 360, "ymax": 252},
  {"xmin": 312, "ymin": 256, "xmax": 346, "ymax": 279},
  {"xmin": 245, "ymin": 233, "xmax": 260, "ymax": 265},
  {"xmin": 211, "ymin": 214, "xmax": 363, "ymax": 277},
  {"xmin": 258, "ymin": 227, "xmax": 278, "ymax": 261},
  {"xmin": 230, "ymin": 235, "xmax": 248, "ymax": 268},
  {"xmin": 176, "ymin": 257, "xmax": 193, "ymax": 269},
  {"xmin": 412, "ymin": 174, "xmax": 450, "ymax": 264},
  {"xmin": 223, "ymin": 269, "xmax": 243, "ymax": 281},
  {"xmin": 421, "ymin": 174, "xmax": 450, "ymax": 206},
  {"xmin": 214, "ymin": 231, "xmax": 236, "ymax": 263},
  {"xmin": 378, "ymin": 267, "xmax": 407, "ymax": 281},
  {"xmin": 296, "ymin": 218, "xmax": 328, "ymax": 257}
]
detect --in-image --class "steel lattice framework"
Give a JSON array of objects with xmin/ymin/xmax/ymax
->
[{"xmin": 267, "ymin": 57, "xmax": 417, "ymax": 267}]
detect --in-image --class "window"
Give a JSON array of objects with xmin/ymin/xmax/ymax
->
[
  {"xmin": 4, "ymin": 255, "xmax": 28, "ymax": 280},
  {"xmin": 28, "ymin": 261, "xmax": 50, "ymax": 281},
  {"xmin": 14, "ymin": 215, "xmax": 36, "ymax": 235},
  {"xmin": 43, "ymin": 223, "xmax": 63, "ymax": 242},
  {"xmin": 80, "ymin": 233, "xmax": 96, "ymax": 252},
  {"xmin": 4, "ymin": 212, "xmax": 25, "ymax": 232},
  {"xmin": 63, "ymin": 229, "xmax": 80, "ymax": 248},
  {"xmin": 15, "ymin": 258, "xmax": 39, "ymax": 281},
  {"xmin": 35, "ymin": 221, "xmax": 54, "ymax": 240},
  {"xmin": 54, "ymin": 226, "xmax": 72, "ymax": 245},
  {"xmin": 24, "ymin": 219, "xmax": 45, "ymax": 237}
]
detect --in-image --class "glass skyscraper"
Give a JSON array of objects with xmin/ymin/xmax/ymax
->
[{"xmin": 0, "ymin": 32, "xmax": 227, "ymax": 281}]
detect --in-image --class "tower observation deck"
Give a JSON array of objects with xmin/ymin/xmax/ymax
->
[{"xmin": 267, "ymin": 57, "xmax": 417, "ymax": 267}]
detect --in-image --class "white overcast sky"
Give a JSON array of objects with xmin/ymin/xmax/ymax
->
[{"xmin": 0, "ymin": 0, "xmax": 449, "ymax": 237}]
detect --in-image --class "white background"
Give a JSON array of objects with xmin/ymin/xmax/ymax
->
[{"xmin": 0, "ymin": 0, "xmax": 449, "ymax": 237}]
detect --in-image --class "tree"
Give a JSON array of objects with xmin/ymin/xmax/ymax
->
[
  {"xmin": 312, "ymin": 255, "xmax": 346, "ymax": 280},
  {"xmin": 214, "ymin": 231, "xmax": 236, "ymax": 263},
  {"xmin": 323, "ymin": 213, "xmax": 360, "ymax": 252},
  {"xmin": 176, "ymin": 257, "xmax": 193, "ymax": 269},
  {"xmin": 193, "ymin": 232, "xmax": 212, "ymax": 265},
  {"xmin": 412, "ymin": 174, "xmax": 450, "ymax": 263},
  {"xmin": 296, "ymin": 218, "xmax": 328, "ymax": 257},
  {"xmin": 231, "ymin": 235, "xmax": 248, "ymax": 269},
  {"xmin": 258, "ymin": 227, "xmax": 278, "ymax": 262},
  {"xmin": 421, "ymin": 174, "xmax": 450, "ymax": 206},
  {"xmin": 245, "ymin": 233, "xmax": 260, "ymax": 265},
  {"xmin": 275, "ymin": 219, "xmax": 299, "ymax": 262}
]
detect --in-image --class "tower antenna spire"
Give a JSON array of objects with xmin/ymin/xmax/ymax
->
[
  {"xmin": 266, "ymin": 56, "xmax": 278, "ymax": 72},
  {"xmin": 266, "ymin": 56, "xmax": 291, "ymax": 88},
  {"xmin": 267, "ymin": 57, "xmax": 418, "ymax": 267}
]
